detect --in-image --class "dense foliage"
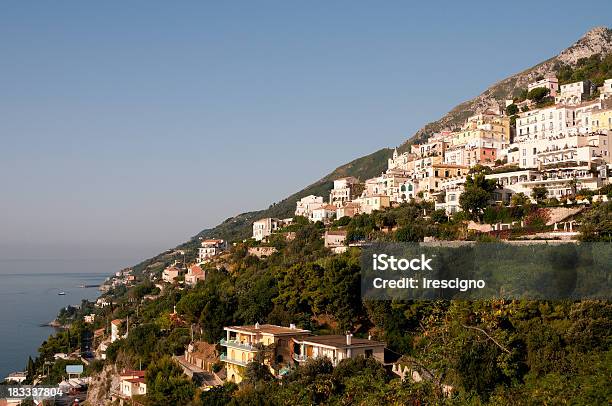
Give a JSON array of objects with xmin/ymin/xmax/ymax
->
[{"xmin": 85, "ymin": 198, "xmax": 611, "ymax": 404}]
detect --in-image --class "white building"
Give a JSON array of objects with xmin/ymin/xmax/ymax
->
[
  {"xmin": 119, "ymin": 370, "xmax": 147, "ymax": 398},
  {"xmin": 555, "ymin": 80, "xmax": 591, "ymax": 105},
  {"xmin": 111, "ymin": 319, "xmax": 122, "ymax": 343},
  {"xmin": 295, "ymin": 195, "xmax": 324, "ymax": 217},
  {"xmin": 329, "ymin": 177, "xmax": 360, "ymax": 208},
  {"xmin": 197, "ymin": 239, "xmax": 227, "ymax": 263},
  {"xmin": 292, "ymin": 334, "xmax": 386, "ymax": 367},
  {"xmin": 310, "ymin": 205, "xmax": 337, "ymax": 223},
  {"xmin": 324, "ymin": 230, "xmax": 347, "ymax": 250},
  {"xmin": 599, "ymin": 78, "xmax": 612, "ymax": 100},
  {"xmin": 162, "ymin": 266, "xmax": 181, "ymax": 283},
  {"xmin": 515, "ymin": 105, "xmax": 575, "ymax": 143},
  {"xmin": 252, "ymin": 218, "xmax": 292, "ymax": 241}
]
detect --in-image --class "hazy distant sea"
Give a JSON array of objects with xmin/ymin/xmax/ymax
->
[{"xmin": 0, "ymin": 258, "xmax": 129, "ymax": 379}]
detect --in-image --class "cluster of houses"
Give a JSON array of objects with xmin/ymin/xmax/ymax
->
[
  {"xmin": 248, "ymin": 77, "xmax": 612, "ymax": 244},
  {"xmin": 99, "ymin": 268, "xmax": 137, "ymax": 293}
]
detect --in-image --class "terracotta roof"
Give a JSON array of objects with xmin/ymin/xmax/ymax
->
[
  {"xmin": 111, "ymin": 319, "xmax": 122, "ymax": 326},
  {"xmin": 225, "ymin": 324, "xmax": 310, "ymax": 336},
  {"xmin": 201, "ymin": 239, "xmax": 224, "ymax": 245},
  {"xmin": 298, "ymin": 335, "xmax": 385, "ymax": 349},
  {"xmin": 326, "ymin": 230, "xmax": 347, "ymax": 236},
  {"xmin": 189, "ymin": 265, "xmax": 204, "ymax": 276},
  {"xmin": 315, "ymin": 205, "xmax": 336, "ymax": 211},
  {"xmin": 121, "ymin": 370, "xmax": 145, "ymax": 378},
  {"xmin": 431, "ymin": 164, "xmax": 468, "ymax": 169}
]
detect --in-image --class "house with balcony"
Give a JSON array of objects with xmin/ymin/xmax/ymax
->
[
  {"xmin": 220, "ymin": 323, "xmax": 311, "ymax": 383},
  {"xmin": 197, "ymin": 239, "xmax": 227, "ymax": 263},
  {"xmin": 292, "ymin": 334, "xmax": 386, "ymax": 367}
]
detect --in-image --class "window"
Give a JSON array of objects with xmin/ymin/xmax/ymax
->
[{"xmin": 365, "ymin": 349, "xmax": 373, "ymax": 358}]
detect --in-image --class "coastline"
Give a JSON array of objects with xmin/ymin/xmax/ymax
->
[{"xmin": 0, "ymin": 268, "xmax": 112, "ymax": 379}]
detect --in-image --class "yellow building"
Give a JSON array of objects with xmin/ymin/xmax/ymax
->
[
  {"xmin": 592, "ymin": 108, "xmax": 612, "ymax": 131},
  {"xmin": 417, "ymin": 164, "xmax": 468, "ymax": 198},
  {"xmin": 450, "ymin": 111, "xmax": 510, "ymax": 147},
  {"xmin": 220, "ymin": 323, "xmax": 310, "ymax": 383}
]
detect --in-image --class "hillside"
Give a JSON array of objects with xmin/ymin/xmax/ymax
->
[{"xmin": 196, "ymin": 26, "xmax": 611, "ymax": 243}]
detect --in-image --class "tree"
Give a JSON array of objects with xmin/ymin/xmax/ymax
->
[
  {"xmin": 527, "ymin": 87, "xmax": 550, "ymax": 103},
  {"xmin": 579, "ymin": 201, "xmax": 612, "ymax": 241},
  {"xmin": 459, "ymin": 174, "xmax": 498, "ymax": 222},
  {"xmin": 200, "ymin": 383, "xmax": 237, "ymax": 406},
  {"xmin": 146, "ymin": 357, "xmax": 196, "ymax": 406},
  {"xmin": 505, "ymin": 103, "xmax": 519, "ymax": 116},
  {"xmin": 244, "ymin": 360, "xmax": 275, "ymax": 384},
  {"xmin": 531, "ymin": 186, "xmax": 549, "ymax": 203},
  {"xmin": 511, "ymin": 192, "xmax": 530, "ymax": 207}
]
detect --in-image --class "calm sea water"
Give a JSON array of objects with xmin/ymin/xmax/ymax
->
[{"xmin": 0, "ymin": 258, "xmax": 130, "ymax": 379}]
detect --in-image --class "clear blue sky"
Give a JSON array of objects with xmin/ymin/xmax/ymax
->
[{"xmin": 0, "ymin": 1, "xmax": 610, "ymax": 263}]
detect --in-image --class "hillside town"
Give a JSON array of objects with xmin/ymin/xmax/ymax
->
[{"xmin": 241, "ymin": 77, "xmax": 612, "ymax": 247}]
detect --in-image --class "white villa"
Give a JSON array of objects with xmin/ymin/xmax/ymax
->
[
  {"xmin": 292, "ymin": 334, "xmax": 386, "ymax": 367},
  {"xmin": 197, "ymin": 238, "xmax": 227, "ymax": 263}
]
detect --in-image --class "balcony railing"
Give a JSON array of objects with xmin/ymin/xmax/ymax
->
[
  {"xmin": 292, "ymin": 353, "xmax": 307, "ymax": 362},
  {"xmin": 220, "ymin": 353, "xmax": 248, "ymax": 367},
  {"xmin": 219, "ymin": 339, "xmax": 256, "ymax": 351},
  {"xmin": 293, "ymin": 353, "xmax": 339, "ymax": 366}
]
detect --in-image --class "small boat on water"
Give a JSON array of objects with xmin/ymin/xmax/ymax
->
[{"xmin": 58, "ymin": 291, "xmax": 66, "ymax": 295}]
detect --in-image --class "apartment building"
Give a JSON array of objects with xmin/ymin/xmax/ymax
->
[{"xmin": 253, "ymin": 218, "xmax": 281, "ymax": 241}]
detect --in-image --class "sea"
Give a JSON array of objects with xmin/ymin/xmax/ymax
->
[{"xmin": 0, "ymin": 258, "xmax": 132, "ymax": 379}]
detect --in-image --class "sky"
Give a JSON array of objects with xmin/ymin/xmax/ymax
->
[{"xmin": 0, "ymin": 1, "xmax": 610, "ymax": 265}]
